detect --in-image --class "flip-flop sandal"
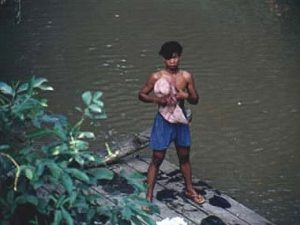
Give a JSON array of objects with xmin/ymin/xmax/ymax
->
[{"xmin": 185, "ymin": 191, "xmax": 206, "ymax": 205}]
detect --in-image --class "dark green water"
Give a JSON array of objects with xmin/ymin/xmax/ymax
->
[{"xmin": 1, "ymin": 0, "xmax": 299, "ymax": 224}]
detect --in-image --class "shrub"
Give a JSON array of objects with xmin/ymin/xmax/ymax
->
[{"xmin": 0, "ymin": 77, "xmax": 158, "ymax": 225}]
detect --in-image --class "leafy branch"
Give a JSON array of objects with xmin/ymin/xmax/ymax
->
[
  {"xmin": 0, "ymin": 150, "xmax": 20, "ymax": 191},
  {"xmin": 0, "ymin": 77, "xmax": 158, "ymax": 225}
]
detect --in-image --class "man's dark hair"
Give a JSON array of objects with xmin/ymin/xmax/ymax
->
[{"xmin": 159, "ymin": 41, "xmax": 183, "ymax": 59}]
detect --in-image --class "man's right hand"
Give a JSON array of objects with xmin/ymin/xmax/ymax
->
[{"xmin": 155, "ymin": 96, "xmax": 168, "ymax": 106}]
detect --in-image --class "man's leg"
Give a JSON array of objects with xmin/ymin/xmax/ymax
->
[
  {"xmin": 175, "ymin": 145, "xmax": 194, "ymax": 192},
  {"xmin": 175, "ymin": 145, "xmax": 205, "ymax": 203},
  {"xmin": 146, "ymin": 150, "xmax": 166, "ymax": 201}
]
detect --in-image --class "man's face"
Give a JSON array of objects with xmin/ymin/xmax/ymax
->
[{"xmin": 164, "ymin": 53, "xmax": 181, "ymax": 70}]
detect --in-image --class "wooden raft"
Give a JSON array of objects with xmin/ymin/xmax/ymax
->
[{"xmin": 95, "ymin": 129, "xmax": 275, "ymax": 225}]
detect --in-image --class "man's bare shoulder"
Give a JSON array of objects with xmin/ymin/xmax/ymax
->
[
  {"xmin": 181, "ymin": 70, "xmax": 193, "ymax": 80},
  {"xmin": 150, "ymin": 71, "xmax": 163, "ymax": 80},
  {"xmin": 144, "ymin": 71, "xmax": 162, "ymax": 87}
]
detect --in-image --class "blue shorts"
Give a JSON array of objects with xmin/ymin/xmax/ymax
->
[{"xmin": 150, "ymin": 112, "xmax": 191, "ymax": 151}]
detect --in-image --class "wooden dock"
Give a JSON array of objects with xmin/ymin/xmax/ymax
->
[{"xmin": 95, "ymin": 129, "xmax": 275, "ymax": 225}]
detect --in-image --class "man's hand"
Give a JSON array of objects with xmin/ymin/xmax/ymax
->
[
  {"xmin": 155, "ymin": 96, "xmax": 169, "ymax": 106},
  {"xmin": 175, "ymin": 89, "xmax": 189, "ymax": 101}
]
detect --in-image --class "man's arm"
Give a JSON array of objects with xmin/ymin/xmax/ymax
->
[
  {"xmin": 185, "ymin": 72, "xmax": 199, "ymax": 105},
  {"xmin": 138, "ymin": 73, "xmax": 167, "ymax": 105}
]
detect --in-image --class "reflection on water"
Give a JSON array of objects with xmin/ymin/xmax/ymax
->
[{"xmin": 1, "ymin": 0, "xmax": 299, "ymax": 224}]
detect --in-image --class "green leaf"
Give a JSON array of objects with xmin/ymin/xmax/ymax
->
[
  {"xmin": 86, "ymin": 208, "xmax": 96, "ymax": 223},
  {"xmin": 53, "ymin": 123, "xmax": 67, "ymax": 140},
  {"xmin": 52, "ymin": 210, "xmax": 63, "ymax": 225},
  {"xmin": 37, "ymin": 84, "xmax": 54, "ymax": 91},
  {"xmin": 93, "ymin": 91, "xmax": 103, "ymax": 100},
  {"xmin": 16, "ymin": 83, "xmax": 28, "ymax": 93},
  {"xmin": 56, "ymin": 195, "xmax": 66, "ymax": 208},
  {"xmin": 82, "ymin": 91, "xmax": 92, "ymax": 105},
  {"xmin": 70, "ymin": 140, "xmax": 89, "ymax": 150},
  {"xmin": 37, "ymin": 199, "xmax": 48, "ymax": 214},
  {"xmin": 135, "ymin": 198, "xmax": 160, "ymax": 215},
  {"xmin": 92, "ymin": 91, "xmax": 104, "ymax": 106},
  {"xmin": 67, "ymin": 168, "xmax": 89, "ymax": 183},
  {"xmin": 130, "ymin": 202, "xmax": 158, "ymax": 223},
  {"xmin": 89, "ymin": 168, "xmax": 114, "ymax": 180},
  {"xmin": 121, "ymin": 207, "xmax": 133, "ymax": 220},
  {"xmin": 74, "ymin": 155, "xmax": 85, "ymax": 166},
  {"xmin": 138, "ymin": 213, "xmax": 156, "ymax": 225},
  {"xmin": 86, "ymin": 194, "xmax": 102, "ymax": 203},
  {"xmin": 32, "ymin": 179, "xmax": 44, "ymax": 190},
  {"xmin": 131, "ymin": 217, "xmax": 144, "ymax": 225},
  {"xmin": 24, "ymin": 166, "xmax": 34, "ymax": 180},
  {"xmin": 83, "ymin": 108, "xmax": 93, "ymax": 119},
  {"xmin": 0, "ymin": 144, "xmax": 10, "ymax": 150},
  {"xmin": 26, "ymin": 128, "xmax": 53, "ymax": 139},
  {"xmin": 39, "ymin": 98, "xmax": 48, "ymax": 107},
  {"xmin": 120, "ymin": 170, "xmax": 146, "ymax": 192},
  {"xmin": 68, "ymin": 191, "xmax": 77, "ymax": 205},
  {"xmin": 77, "ymin": 131, "xmax": 95, "ymax": 139},
  {"xmin": 50, "ymin": 143, "xmax": 68, "ymax": 156},
  {"xmin": 88, "ymin": 104, "xmax": 102, "ymax": 113},
  {"xmin": 75, "ymin": 106, "xmax": 82, "ymax": 112},
  {"xmin": 0, "ymin": 82, "xmax": 14, "ymax": 95},
  {"xmin": 15, "ymin": 195, "xmax": 38, "ymax": 206},
  {"xmin": 94, "ymin": 113, "xmax": 107, "ymax": 120},
  {"xmin": 92, "ymin": 99, "xmax": 104, "ymax": 107},
  {"xmin": 126, "ymin": 171, "xmax": 145, "ymax": 180},
  {"xmin": 73, "ymin": 200, "xmax": 89, "ymax": 210},
  {"xmin": 45, "ymin": 161, "xmax": 63, "ymax": 178},
  {"xmin": 61, "ymin": 207, "xmax": 74, "ymax": 225},
  {"xmin": 82, "ymin": 153, "xmax": 96, "ymax": 161},
  {"xmin": 35, "ymin": 161, "xmax": 45, "ymax": 177},
  {"xmin": 61, "ymin": 173, "xmax": 73, "ymax": 195},
  {"xmin": 32, "ymin": 77, "xmax": 48, "ymax": 88}
]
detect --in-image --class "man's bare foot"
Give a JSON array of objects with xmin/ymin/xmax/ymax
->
[{"xmin": 184, "ymin": 190, "xmax": 206, "ymax": 204}]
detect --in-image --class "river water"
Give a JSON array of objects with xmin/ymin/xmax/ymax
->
[{"xmin": 1, "ymin": 0, "xmax": 299, "ymax": 224}]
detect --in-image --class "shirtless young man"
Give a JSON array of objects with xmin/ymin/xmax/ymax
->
[{"xmin": 138, "ymin": 41, "xmax": 205, "ymax": 204}]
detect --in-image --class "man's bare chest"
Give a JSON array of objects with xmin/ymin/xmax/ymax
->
[{"xmin": 159, "ymin": 71, "xmax": 188, "ymax": 90}]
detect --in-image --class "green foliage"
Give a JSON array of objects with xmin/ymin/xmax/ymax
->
[
  {"xmin": 0, "ymin": 77, "xmax": 158, "ymax": 225},
  {"xmin": 0, "ymin": 77, "xmax": 52, "ymax": 131}
]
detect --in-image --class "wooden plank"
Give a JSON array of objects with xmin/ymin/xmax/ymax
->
[
  {"xmin": 123, "ymin": 157, "xmax": 251, "ymax": 225},
  {"xmin": 135, "ymin": 156, "xmax": 274, "ymax": 225},
  {"xmin": 96, "ymin": 127, "xmax": 274, "ymax": 225},
  {"xmin": 145, "ymin": 158, "xmax": 274, "ymax": 225},
  {"xmin": 107, "ymin": 163, "xmax": 177, "ymax": 222},
  {"xmin": 110, "ymin": 161, "xmax": 207, "ymax": 225},
  {"xmin": 89, "ymin": 185, "xmax": 153, "ymax": 225}
]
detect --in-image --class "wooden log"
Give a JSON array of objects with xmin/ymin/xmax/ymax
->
[{"xmin": 102, "ymin": 128, "xmax": 151, "ymax": 165}]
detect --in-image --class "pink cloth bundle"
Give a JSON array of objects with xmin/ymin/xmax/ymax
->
[{"xmin": 154, "ymin": 77, "xmax": 188, "ymax": 124}]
